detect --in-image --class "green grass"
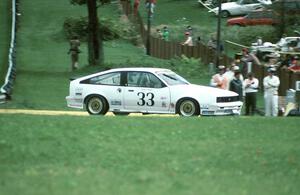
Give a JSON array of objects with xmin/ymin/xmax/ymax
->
[
  {"xmin": 0, "ymin": 114, "xmax": 299, "ymax": 195},
  {"xmin": 0, "ymin": 0, "xmax": 11, "ymax": 84}
]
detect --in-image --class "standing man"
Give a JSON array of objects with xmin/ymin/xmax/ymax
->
[
  {"xmin": 244, "ymin": 72, "xmax": 259, "ymax": 115},
  {"xmin": 210, "ymin": 65, "xmax": 228, "ymax": 90},
  {"xmin": 68, "ymin": 35, "xmax": 81, "ymax": 71},
  {"xmin": 229, "ymin": 71, "xmax": 243, "ymax": 101},
  {"xmin": 263, "ymin": 67, "xmax": 280, "ymax": 116}
]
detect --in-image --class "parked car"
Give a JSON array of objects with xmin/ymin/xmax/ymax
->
[
  {"xmin": 210, "ymin": 0, "xmax": 272, "ymax": 18},
  {"xmin": 227, "ymin": 10, "xmax": 277, "ymax": 26},
  {"xmin": 66, "ymin": 68, "xmax": 243, "ymax": 116}
]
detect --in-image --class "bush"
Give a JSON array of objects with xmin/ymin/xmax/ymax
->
[
  {"xmin": 63, "ymin": 16, "xmax": 88, "ymax": 40},
  {"xmin": 169, "ymin": 55, "xmax": 209, "ymax": 78},
  {"xmin": 63, "ymin": 16, "xmax": 139, "ymax": 42},
  {"xmin": 223, "ymin": 26, "xmax": 278, "ymax": 45}
]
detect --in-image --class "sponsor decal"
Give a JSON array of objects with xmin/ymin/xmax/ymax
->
[
  {"xmin": 162, "ymin": 102, "xmax": 167, "ymax": 107},
  {"xmin": 160, "ymin": 96, "xmax": 167, "ymax": 100},
  {"xmin": 111, "ymin": 100, "xmax": 122, "ymax": 106}
]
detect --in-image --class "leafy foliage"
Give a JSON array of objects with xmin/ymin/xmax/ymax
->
[
  {"xmin": 223, "ymin": 26, "xmax": 278, "ymax": 46},
  {"xmin": 63, "ymin": 16, "xmax": 140, "ymax": 42}
]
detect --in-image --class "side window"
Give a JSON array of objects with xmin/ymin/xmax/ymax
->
[
  {"xmin": 89, "ymin": 72, "xmax": 121, "ymax": 85},
  {"xmin": 127, "ymin": 72, "xmax": 141, "ymax": 87},
  {"xmin": 127, "ymin": 72, "xmax": 164, "ymax": 88},
  {"xmin": 148, "ymin": 73, "xmax": 164, "ymax": 88}
]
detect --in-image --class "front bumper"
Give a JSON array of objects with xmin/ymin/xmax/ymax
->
[{"xmin": 200, "ymin": 102, "xmax": 243, "ymax": 116}]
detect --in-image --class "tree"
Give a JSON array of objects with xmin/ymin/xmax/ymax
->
[{"xmin": 70, "ymin": 0, "xmax": 110, "ymax": 66}]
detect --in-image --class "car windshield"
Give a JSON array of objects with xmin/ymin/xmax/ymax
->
[{"xmin": 157, "ymin": 71, "xmax": 189, "ymax": 86}]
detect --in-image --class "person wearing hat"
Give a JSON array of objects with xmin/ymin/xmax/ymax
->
[
  {"xmin": 229, "ymin": 70, "xmax": 243, "ymax": 101},
  {"xmin": 210, "ymin": 65, "xmax": 228, "ymax": 90},
  {"xmin": 243, "ymin": 72, "xmax": 259, "ymax": 115},
  {"xmin": 263, "ymin": 67, "xmax": 280, "ymax": 116},
  {"xmin": 182, "ymin": 31, "xmax": 193, "ymax": 46},
  {"xmin": 224, "ymin": 63, "xmax": 244, "ymax": 90}
]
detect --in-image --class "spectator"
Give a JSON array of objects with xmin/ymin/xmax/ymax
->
[
  {"xmin": 182, "ymin": 32, "xmax": 193, "ymax": 46},
  {"xmin": 185, "ymin": 25, "xmax": 193, "ymax": 36},
  {"xmin": 264, "ymin": 53, "xmax": 280, "ymax": 68},
  {"xmin": 288, "ymin": 55, "xmax": 300, "ymax": 72},
  {"xmin": 210, "ymin": 65, "xmax": 228, "ymax": 90},
  {"xmin": 263, "ymin": 67, "xmax": 280, "ymax": 117},
  {"xmin": 229, "ymin": 71, "xmax": 243, "ymax": 101},
  {"xmin": 243, "ymin": 72, "xmax": 259, "ymax": 115},
  {"xmin": 146, "ymin": 0, "xmax": 156, "ymax": 16},
  {"xmin": 241, "ymin": 48, "xmax": 261, "ymax": 77},
  {"xmin": 156, "ymin": 28, "xmax": 163, "ymax": 39},
  {"xmin": 207, "ymin": 34, "xmax": 217, "ymax": 50},
  {"xmin": 224, "ymin": 63, "xmax": 243, "ymax": 90},
  {"xmin": 162, "ymin": 26, "xmax": 169, "ymax": 41},
  {"xmin": 68, "ymin": 35, "xmax": 81, "ymax": 71},
  {"xmin": 133, "ymin": 0, "xmax": 140, "ymax": 16}
]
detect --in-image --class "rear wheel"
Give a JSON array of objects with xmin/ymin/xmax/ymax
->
[
  {"xmin": 86, "ymin": 96, "xmax": 108, "ymax": 115},
  {"xmin": 178, "ymin": 99, "xmax": 200, "ymax": 117},
  {"xmin": 220, "ymin": 10, "xmax": 230, "ymax": 18}
]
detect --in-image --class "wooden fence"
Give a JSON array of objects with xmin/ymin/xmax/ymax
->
[{"xmin": 120, "ymin": 1, "xmax": 300, "ymax": 96}]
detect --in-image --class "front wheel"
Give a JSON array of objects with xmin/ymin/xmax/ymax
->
[
  {"xmin": 178, "ymin": 99, "xmax": 200, "ymax": 117},
  {"xmin": 86, "ymin": 96, "xmax": 108, "ymax": 115}
]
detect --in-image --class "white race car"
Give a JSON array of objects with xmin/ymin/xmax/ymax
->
[
  {"xmin": 210, "ymin": 0, "xmax": 272, "ymax": 18},
  {"xmin": 66, "ymin": 68, "xmax": 243, "ymax": 116}
]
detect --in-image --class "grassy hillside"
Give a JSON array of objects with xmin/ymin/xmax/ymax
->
[
  {"xmin": 0, "ymin": 114, "xmax": 299, "ymax": 195},
  {"xmin": 0, "ymin": 0, "xmax": 11, "ymax": 84}
]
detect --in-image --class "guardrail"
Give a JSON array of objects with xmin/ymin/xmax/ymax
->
[{"xmin": 0, "ymin": 0, "xmax": 17, "ymax": 100}]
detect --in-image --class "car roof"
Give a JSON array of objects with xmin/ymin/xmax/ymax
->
[
  {"xmin": 77, "ymin": 67, "xmax": 173, "ymax": 81},
  {"xmin": 104, "ymin": 67, "xmax": 172, "ymax": 73}
]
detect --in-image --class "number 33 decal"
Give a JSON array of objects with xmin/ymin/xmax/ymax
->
[{"xmin": 137, "ymin": 92, "xmax": 155, "ymax": 106}]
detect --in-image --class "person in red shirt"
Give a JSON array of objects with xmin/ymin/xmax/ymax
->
[
  {"xmin": 133, "ymin": 0, "xmax": 140, "ymax": 16},
  {"xmin": 288, "ymin": 56, "xmax": 300, "ymax": 72}
]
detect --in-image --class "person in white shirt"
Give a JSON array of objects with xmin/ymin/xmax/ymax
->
[
  {"xmin": 263, "ymin": 67, "xmax": 280, "ymax": 116},
  {"xmin": 182, "ymin": 32, "xmax": 193, "ymax": 46},
  {"xmin": 244, "ymin": 72, "xmax": 259, "ymax": 115},
  {"xmin": 210, "ymin": 65, "xmax": 227, "ymax": 90}
]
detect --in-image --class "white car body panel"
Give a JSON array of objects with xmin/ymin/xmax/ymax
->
[
  {"xmin": 210, "ymin": 0, "xmax": 271, "ymax": 16},
  {"xmin": 66, "ymin": 68, "xmax": 243, "ymax": 116}
]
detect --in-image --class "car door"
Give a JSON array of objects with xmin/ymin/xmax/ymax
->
[
  {"xmin": 123, "ymin": 71, "xmax": 171, "ymax": 113},
  {"xmin": 240, "ymin": 0, "xmax": 261, "ymax": 14}
]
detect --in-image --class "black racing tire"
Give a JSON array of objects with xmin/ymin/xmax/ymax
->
[
  {"xmin": 113, "ymin": 112, "xmax": 129, "ymax": 116},
  {"xmin": 86, "ymin": 95, "xmax": 108, "ymax": 115},
  {"xmin": 220, "ymin": 10, "xmax": 230, "ymax": 18},
  {"xmin": 177, "ymin": 98, "xmax": 200, "ymax": 117}
]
